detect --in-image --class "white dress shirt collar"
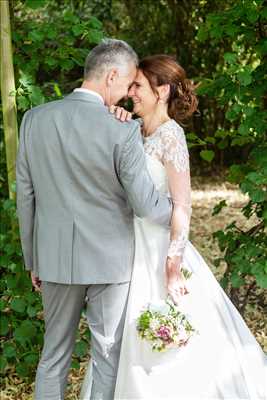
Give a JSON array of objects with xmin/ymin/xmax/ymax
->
[{"xmin": 73, "ymin": 88, "xmax": 104, "ymax": 104}]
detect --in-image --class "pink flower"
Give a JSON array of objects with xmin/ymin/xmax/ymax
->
[{"xmin": 157, "ymin": 326, "xmax": 172, "ymax": 341}]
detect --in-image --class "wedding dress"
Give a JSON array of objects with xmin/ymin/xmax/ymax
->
[{"xmin": 81, "ymin": 120, "xmax": 266, "ymax": 400}]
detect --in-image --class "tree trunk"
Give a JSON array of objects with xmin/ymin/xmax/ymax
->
[{"xmin": 0, "ymin": 0, "xmax": 18, "ymax": 200}]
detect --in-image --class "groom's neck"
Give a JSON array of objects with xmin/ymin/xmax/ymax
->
[{"xmin": 80, "ymin": 80, "xmax": 105, "ymax": 102}]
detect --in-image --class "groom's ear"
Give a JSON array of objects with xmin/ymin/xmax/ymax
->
[{"xmin": 106, "ymin": 69, "xmax": 118, "ymax": 87}]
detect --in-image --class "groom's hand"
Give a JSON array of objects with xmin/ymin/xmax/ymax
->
[
  {"xmin": 31, "ymin": 272, "xmax": 42, "ymax": 292},
  {"xmin": 109, "ymin": 105, "xmax": 132, "ymax": 122}
]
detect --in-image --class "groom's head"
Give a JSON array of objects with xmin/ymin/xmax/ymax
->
[{"xmin": 83, "ymin": 39, "xmax": 138, "ymax": 106}]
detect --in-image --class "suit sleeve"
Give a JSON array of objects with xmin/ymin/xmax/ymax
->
[
  {"xmin": 119, "ymin": 123, "xmax": 172, "ymax": 226},
  {"xmin": 16, "ymin": 111, "xmax": 35, "ymax": 271}
]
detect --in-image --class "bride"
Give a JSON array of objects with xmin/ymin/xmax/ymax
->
[{"xmin": 81, "ymin": 55, "xmax": 266, "ymax": 399}]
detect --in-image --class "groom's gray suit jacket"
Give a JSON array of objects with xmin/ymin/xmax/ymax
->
[{"xmin": 16, "ymin": 91, "xmax": 172, "ymax": 284}]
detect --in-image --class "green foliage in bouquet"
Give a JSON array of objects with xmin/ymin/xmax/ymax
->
[
  {"xmin": 137, "ymin": 268, "xmax": 196, "ymax": 352},
  {"xmin": 196, "ymin": 0, "xmax": 267, "ymax": 294},
  {"xmin": 137, "ymin": 297, "xmax": 196, "ymax": 352}
]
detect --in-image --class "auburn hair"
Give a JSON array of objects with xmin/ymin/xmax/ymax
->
[{"xmin": 139, "ymin": 55, "xmax": 198, "ymax": 123}]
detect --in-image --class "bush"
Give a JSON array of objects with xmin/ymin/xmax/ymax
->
[{"xmin": 197, "ymin": 0, "xmax": 267, "ymax": 296}]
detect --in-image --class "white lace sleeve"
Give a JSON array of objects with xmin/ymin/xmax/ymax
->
[{"xmin": 161, "ymin": 123, "xmax": 192, "ymax": 260}]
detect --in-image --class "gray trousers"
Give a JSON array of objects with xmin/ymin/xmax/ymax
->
[{"xmin": 35, "ymin": 281, "xmax": 130, "ymax": 400}]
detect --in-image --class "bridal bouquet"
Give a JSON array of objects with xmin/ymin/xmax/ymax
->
[{"xmin": 136, "ymin": 268, "xmax": 196, "ymax": 352}]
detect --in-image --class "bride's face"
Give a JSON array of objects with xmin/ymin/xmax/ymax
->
[{"xmin": 128, "ymin": 70, "xmax": 158, "ymax": 117}]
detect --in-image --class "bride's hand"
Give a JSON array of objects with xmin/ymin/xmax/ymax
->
[
  {"xmin": 109, "ymin": 105, "xmax": 132, "ymax": 122},
  {"xmin": 165, "ymin": 257, "xmax": 188, "ymax": 304}
]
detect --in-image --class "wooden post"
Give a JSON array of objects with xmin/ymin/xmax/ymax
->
[{"xmin": 0, "ymin": 0, "xmax": 18, "ymax": 200}]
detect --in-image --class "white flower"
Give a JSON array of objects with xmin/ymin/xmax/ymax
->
[
  {"xmin": 149, "ymin": 318, "xmax": 160, "ymax": 331},
  {"xmin": 178, "ymin": 326, "xmax": 188, "ymax": 342},
  {"xmin": 154, "ymin": 338, "xmax": 163, "ymax": 349},
  {"xmin": 149, "ymin": 300, "xmax": 170, "ymax": 316}
]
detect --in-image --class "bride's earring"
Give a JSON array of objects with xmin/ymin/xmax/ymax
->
[{"xmin": 158, "ymin": 98, "xmax": 164, "ymax": 104}]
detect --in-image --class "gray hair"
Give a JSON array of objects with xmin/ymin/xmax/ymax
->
[{"xmin": 84, "ymin": 38, "xmax": 138, "ymax": 80}]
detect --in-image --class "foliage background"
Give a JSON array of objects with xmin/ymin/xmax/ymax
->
[{"xmin": 0, "ymin": 0, "xmax": 266, "ymax": 391}]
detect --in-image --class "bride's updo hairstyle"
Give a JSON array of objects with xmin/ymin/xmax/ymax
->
[{"xmin": 139, "ymin": 55, "xmax": 198, "ymax": 123}]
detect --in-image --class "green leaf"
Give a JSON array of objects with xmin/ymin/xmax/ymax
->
[
  {"xmin": 61, "ymin": 59, "xmax": 74, "ymax": 71},
  {"xmin": 17, "ymin": 96, "xmax": 30, "ymax": 111},
  {"xmin": 261, "ymin": 6, "xmax": 267, "ymax": 19},
  {"xmin": 224, "ymin": 52, "xmax": 237, "ymax": 64},
  {"xmin": 200, "ymin": 150, "xmax": 215, "ymax": 162},
  {"xmin": 205, "ymin": 136, "xmax": 216, "ymax": 144},
  {"xmin": 74, "ymin": 340, "xmax": 88, "ymax": 358},
  {"xmin": 16, "ymin": 362, "xmax": 30, "ymax": 377},
  {"xmin": 29, "ymin": 86, "xmax": 45, "ymax": 106},
  {"xmin": 9, "ymin": 263, "xmax": 22, "ymax": 273},
  {"xmin": 88, "ymin": 16, "xmax": 103, "ymax": 30},
  {"xmin": 0, "ymin": 299, "xmax": 6, "ymax": 311},
  {"xmin": 71, "ymin": 359, "xmax": 80, "ymax": 369},
  {"xmin": 186, "ymin": 132, "xmax": 198, "ymax": 141},
  {"xmin": 238, "ymin": 123, "xmax": 249, "ymax": 136},
  {"xmin": 197, "ymin": 26, "xmax": 208, "ymax": 42},
  {"xmin": 86, "ymin": 30, "xmax": 104, "ymax": 44},
  {"xmin": 14, "ymin": 321, "xmax": 37, "ymax": 343},
  {"xmin": 45, "ymin": 57, "xmax": 57, "ymax": 67},
  {"xmin": 262, "ymin": 209, "xmax": 267, "ymax": 222},
  {"xmin": 24, "ymin": 292, "xmax": 37, "ymax": 305},
  {"xmin": 246, "ymin": 8, "xmax": 258, "ymax": 23},
  {"xmin": 212, "ymin": 200, "xmax": 227, "ymax": 216},
  {"xmin": 72, "ymin": 24, "xmax": 85, "ymax": 37},
  {"xmin": 219, "ymin": 276, "xmax": 229, "ymax": 289},
  {"xmin": 225, "ymin": 24, "xmax": 238, "ymax": 37},
  {"xmin": 255, "ymin": 274, "xmax": 267, "ymax": 289},
  {"xmin": 0, "ymin": 356, "xmax": 7, "ymax": 373},
  {"xmin": 46, "ymin": 28, "xmax": 57, "ymax": 40},
  {"xmin": 3, "ymin": 343, "xmax": 16, "ymax": 359},
  {"xmin": 226, "ymin": 108, "xmax": 239, "ymax": 122},
  {"xmin": 217, "ymin": 138, "xmax": 229, "ymax": 150},
  {"xmin": 10, "ymin": 298, "xmax": 26, "ymax": 313},
  {"xmin": 63, "ymin": 11, "xmax": 79, "ymax": 24},
  {"xmin": 246, "ymin": 172, "xmax": 266, "ymax": 185},
  {"xmin": 24, "ymin": 353, "xmax": 39, "ymax": 365},
  {"xmin": 240, "ymin": 180, "xmax": 254, "ymax": 194},
  {"xmin": 19, "ymin": 71, "xmax": 33, "ymax": 87},
  {"xmin": 28, "ymin": 30, "xmax": 44, "ymax": 42},
  {"xmin": 27, "ymin": 305, "xmax": 37, "ymax": 318},
  {"xmin": 25, "ymin": 0, "xmax": 47, "ymax": 9},
  {"xmin": 250, "ymin": 189, "xmax": 266, "ymax": 203},
  {"xmin": 0, "ymin": 316, "xmax": 9, "ymax": 336},
  {"xmin": 84, "ymin": 327, "xmax": 91, "ymax": 340},
  {"xmin": 53, "ymin": 83, "xmax": 62, "ymax": 98},
  {"xmin": 230, "ymin": 274, "xmax": 245, "ymax": 288},
  {"xmin": 231, "ymin": 136, "xmax": 251, "ymax": 146},
  {"xmin": 237, "ymin": 67, "xmax": 252, "ymax": 86}
]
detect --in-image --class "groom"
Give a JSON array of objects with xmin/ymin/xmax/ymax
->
[{"xmin": 16, "ymin": 39, "xmax": 172, "ymax": 399}]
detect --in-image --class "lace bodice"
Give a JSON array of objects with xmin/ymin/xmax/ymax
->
[
  {"xmin": 142, "ymin": 119, "xmax": 192, "ymax": 260},
  {"xmin": 143, "ymin": 120, "xmax": 190, "ymax": 173}
]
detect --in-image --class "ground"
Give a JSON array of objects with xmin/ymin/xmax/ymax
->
[{"xmin": 1, "ymin": 176, "xmax": 266, "ymax": 400}]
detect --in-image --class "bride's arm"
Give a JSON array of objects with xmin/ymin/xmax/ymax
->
[{"xmin": 162, "ymin": 125, "xmax": 192, "ymax": 302}]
